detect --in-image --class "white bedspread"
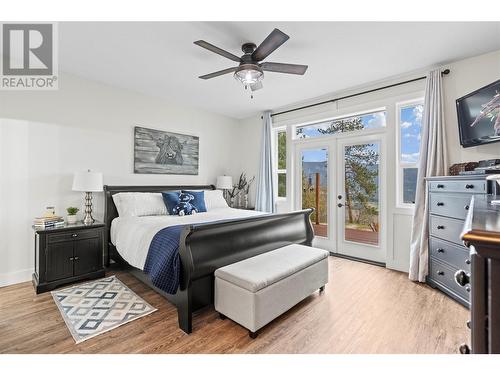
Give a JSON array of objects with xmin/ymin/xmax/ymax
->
[{"xmin": 110, "ymin": 208, "xmax": 265, "ymax": 270}]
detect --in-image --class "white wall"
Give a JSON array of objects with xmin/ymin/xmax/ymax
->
[
  {"xmin": 233, "ymin": 49, "xmax": 500, "ymax": 273},
  {"xmin": 0, "ymin": 73, "xmax": 240, "ymax": 286}
]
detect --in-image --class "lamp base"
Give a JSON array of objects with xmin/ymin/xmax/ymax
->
[{"xmin": 82, "ymin": 192, "xmax": 95, "ymax": 225}]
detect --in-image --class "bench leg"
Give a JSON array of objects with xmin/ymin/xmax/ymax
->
[
  {"xmin": 319, "ymin": 285, "xmax": 325, "ymax": 293},
  {"xmin": 219, "ymin": 313, "xmax": 226, "ymax": 320},
  {"xmin": 249, "ymin": 331, "xmax": 258, "ymax": 339}
]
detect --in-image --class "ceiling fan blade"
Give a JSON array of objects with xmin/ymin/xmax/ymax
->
[
  {"xmin": 199, "ymin": 67, "xmax": 238, "ymax": 80},
  {"xmin": 261, "ymin": 62, "xmax": 308, "ymax": 75},
  {"xmin": 194, "ymin": 40, "xmax": 241, "ymax": 62},
  {"xmin": 250, "ymin": 81, "xmax": 263, "ymax": 91},
  {"xmin": 252, "ymin": 29, "xmax": 290, "ymax": 61}
]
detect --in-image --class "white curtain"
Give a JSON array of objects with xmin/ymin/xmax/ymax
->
[
  {"xmin": 409, "ymin": 69, "xmax": 449, "ymax": 282},
  {"xmin": 255, "ymin": 111, "xmax": 276, "ymax": 213}
]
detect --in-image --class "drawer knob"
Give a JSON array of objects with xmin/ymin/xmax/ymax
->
[
  {"xmin": 459, "ymin": 344, "xmax": 471, "ymax": 354},
  {"xmin": 466, "ymin": 286, "xmax": 471, "ymax": 293},
  {"xmin": 436, "ymin": 202, "xmax": 444, "ymax": 206},
  {"xmin": 437, "ymin": 248, "xmax": 445, "ymax": 253},
  {"xmin": 437, "ymin": 225, "xmax": 445, "ymax": 230},
  {"xmin": 464, "ymin": 205, "xmax": 470, "ymax": 210},
  {"xmin": 437, "ymin": 184, "xmax": 445, "ymax": 188},
  {"xmin": 465, "ymin": 259, "xmax": 471, "ymax": 265},
  {"xmin": 69, "ymin": 257, "xmax": 74, "ymax": 261},
  {"xmin": 74, "ymin": 256, "xmax": 80, "ymax": 261},
  {"xmin": 466, "ymin": 320, "xmax": 471, "ymax": 329},
  {"xmin": 437, "ymin": 270, "xmax": 445, "ymax": 276},
  {"xmin": 454, "ymin": 270, "xmax": 470, "ymax": 286},
  {"xmin": 71, "ymin": 233, "xmax": 78, "ymax": 238},
  {"xmin": 465, "ymin": 184, "xmax": 474, "ymax": 189}
]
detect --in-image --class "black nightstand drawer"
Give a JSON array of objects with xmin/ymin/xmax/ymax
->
[{"xmin": 47, "ymin": 228, "xmax": 100, "ymax": 244}]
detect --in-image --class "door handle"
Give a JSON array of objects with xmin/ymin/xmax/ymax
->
[{"xmin": 337, "ymin": 203, "xmax": 343, "ymax": 208}]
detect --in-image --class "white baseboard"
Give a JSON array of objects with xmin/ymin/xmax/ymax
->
[{"xmin": 0, "ymin": 268, "xmax": 33, "ymax": 287}]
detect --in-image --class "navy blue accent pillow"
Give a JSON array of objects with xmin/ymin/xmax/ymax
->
[
  {"xmin": 182, "ymin": 190, "xmax": 207, "ymax": 213},
  {"xmin": 161, "ymin": 191, "xmax": 180, "ymax": 215}
]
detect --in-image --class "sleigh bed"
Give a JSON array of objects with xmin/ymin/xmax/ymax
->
[{"xmin": 103, "ymin": 184, "xmax": 314, "ymax": 334}]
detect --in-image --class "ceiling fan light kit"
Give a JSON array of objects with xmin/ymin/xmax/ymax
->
[{"xmin": 194, "ymin": 28, "xmax": 308, "ymax": 98}]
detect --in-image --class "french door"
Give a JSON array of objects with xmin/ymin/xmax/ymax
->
[{"xmin": 294, "ymin": 133, "xmax": 385, "ymax": 263}]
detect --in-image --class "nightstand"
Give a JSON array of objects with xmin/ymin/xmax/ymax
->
[{"xmin": 32, "ymin": 221, "xmax": 105, "ymax": 293}]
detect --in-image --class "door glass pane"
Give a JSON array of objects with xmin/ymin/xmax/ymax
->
[
  {"xmin": 301, "ymin": 149, "xmax": 328, "ymax": 237},
  {"xmin": 403, "ymin": 167, "xmax": 418, "ymax": 204},
  {"xmin": 343, "ymin": 142, "xmax": 380, "ymax": 246},
  {"xmin": 278, "ymin": 173, "xmax": 286, "ymax": 197}
]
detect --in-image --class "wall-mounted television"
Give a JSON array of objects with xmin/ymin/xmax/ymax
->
[{"xmin": 456, "ymin": 79, "xmax": 500, "ymax": 148}]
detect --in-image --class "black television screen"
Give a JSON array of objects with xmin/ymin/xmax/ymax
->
[{"xmin": 456, "ymin": 79, "xmax": 500, "ymax": 148}]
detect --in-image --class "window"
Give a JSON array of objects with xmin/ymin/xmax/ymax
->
[
  {"xmin": 276, "ymin": 129, "xmax": 287, "ymax": 198},
  {"xmin": 295, "ymin": 110, "xmax": 386, "ymax": 139},
  {"xmin": 397, "ymin": 100, "xmax": 424, "ymax": 206}
]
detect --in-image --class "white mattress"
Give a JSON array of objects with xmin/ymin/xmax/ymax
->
[{"xmin": 110, "ymin": 207, "xmax": 265, "ymax": 270}]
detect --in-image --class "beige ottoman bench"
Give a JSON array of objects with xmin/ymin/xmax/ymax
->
[{"xmin": 214, "ymin": 243, "xmax": 329, "ymax": 338}]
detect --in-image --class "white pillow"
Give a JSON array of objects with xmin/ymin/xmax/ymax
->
[
  {"xmin": 204, "ymin": 189, "xmax": 229, "ymax": 210},
  {"xmin": 112, "ymin": 192, "xmax": 168, "ymax": 217}
]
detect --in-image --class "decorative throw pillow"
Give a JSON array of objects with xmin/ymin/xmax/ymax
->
[
  {"xmin": 112, "ymin": 192, "xmax": 168, "ymax": 217},
  {"xmin": 161, "ymin": 191, "xmax": 181, "ymax": 215},
  {"xmin": 204, "ymin": 189, "xmax": 229, "ymax": 210},
  {"xmin": 182, "ymin": 190, "xmax": 207, "ymax": 212}
]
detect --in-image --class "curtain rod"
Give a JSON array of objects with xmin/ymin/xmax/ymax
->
[{"xmin": 261, "ymin": 69, "xmax": 450, "ymax": 119}]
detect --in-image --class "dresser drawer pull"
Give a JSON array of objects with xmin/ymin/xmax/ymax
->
[
  {"xmin": 436, "ymin": 202, "xmax": 444, "ymax": 206},
  {"xmin": 437, "ymin": 184, "xmax": 445, "ymax": 188},
  {"xmin": 465, "ymin": 184, "xmax": 474, "ymax": 189},
  {"xmin": 74, "ymin": 256, "xmax": 80, "ymax": 261},
  {"xmin": 466, "ymin": 286, "xmax": 471, "ymax": 293},
  {"xmin": 454, "ymin": 270, "xmax": 470, "ymax": 286},
  {"xmin": 437, "ymin": 248, "xmax": 445, "ymax": 253},
  {"xmin": 69, "ymin": 257, "xmax": 74, "ymax": 261},
  {"xmin": 464, "ymin": 205, "xmax": 470, "ymax": 210},
  {"xmin": 465, "ymin": 259, "xmax": 471, "ymax": 265},
  {"xmin": 459, "ymin": 344, "xmax": 470, "ymax": 354},
  {"xmin": 437, "ymin": 225, "xmax": 445, "ymax": 230},
  {"xmin": 437, "ymin": 270, "xmax": 445, "ymax": 276},
  {"xmin": 466, "ymin": 320, "xmax": 471, "ymax": 329},
  {"xmin": 71, "ymin": 233, "xmax": 78, "ymax": 238}
]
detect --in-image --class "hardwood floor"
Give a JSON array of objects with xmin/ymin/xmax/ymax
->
[{"xmin": 0, "ymin": 257, "xmax": 469, "ymax": 354}]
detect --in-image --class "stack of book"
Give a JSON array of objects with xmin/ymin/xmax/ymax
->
[{"xmin": 33, "ymin": 216, "xmax": 65, "ymax": 229}]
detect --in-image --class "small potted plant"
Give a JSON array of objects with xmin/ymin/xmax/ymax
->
[{"xmin": 66, "ymin": 207, "xmax": 79, "ymax": 224}]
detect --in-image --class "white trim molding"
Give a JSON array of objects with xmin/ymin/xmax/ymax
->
[{"xmin": 0, "ymin": 268, "xmax": 33, "ymax": 287}]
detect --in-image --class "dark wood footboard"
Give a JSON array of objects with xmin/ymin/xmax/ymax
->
[{"xmin": 103, "ymin": 185, "xmax": 314, "ymax": 334}]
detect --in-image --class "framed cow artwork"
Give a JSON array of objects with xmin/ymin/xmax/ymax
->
[{"xmin": 134, "ymin": 126, "xmax": 199, "ymax": 175}]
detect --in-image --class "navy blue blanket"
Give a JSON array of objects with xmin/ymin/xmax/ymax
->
[{"xmin": 143, "ymin": 225, "xmax": 183, "ymax": 294}]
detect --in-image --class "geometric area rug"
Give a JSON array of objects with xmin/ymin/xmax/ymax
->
[{"xmin": 51, "ymin": 275, "xmax": 157, "ymax": 344}]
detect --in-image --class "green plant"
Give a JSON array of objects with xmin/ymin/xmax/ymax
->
[{"xmin": 66, "ymin": 207, "xmax": 79, "ymax": 215}]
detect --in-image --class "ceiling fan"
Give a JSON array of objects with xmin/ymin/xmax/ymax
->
[{"xmin": 194, "ymin": 28, "xmax": 308, "ymax": 93}]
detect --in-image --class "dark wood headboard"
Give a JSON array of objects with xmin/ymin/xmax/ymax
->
[{"xmin": 103, "ymin": 184, "xmax": 215, "ymax": 264}]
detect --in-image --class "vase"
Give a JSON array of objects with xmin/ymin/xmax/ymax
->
[
  {"xmin": 67, "ymin": 215, "xmax": 77, "ymax": 224},
  {"xmin": 243, "ymin": 193, "xmax": 249, "ymax": 209}
]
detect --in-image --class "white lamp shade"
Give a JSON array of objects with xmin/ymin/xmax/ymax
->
[
  {"xmin": 216, "ymin": 175, "xmax": 233, "ymax": 190},
  {"xmin": 72, "ymin": 171, "xmax": 103, "ymax": 192}
]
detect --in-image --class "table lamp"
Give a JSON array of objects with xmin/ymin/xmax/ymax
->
[
  {"xmin": 216, "ymin": 175, "xmax": 233, "ymax": 203},
  {"xmin": 72, "ymin": 170, "xmax": 103, "ymax": 225}
]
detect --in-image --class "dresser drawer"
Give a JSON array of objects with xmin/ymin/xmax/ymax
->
[
  {"xmin": 429, "ymin": 215, "xmax": 464, "ymax": 245},
  {"xmin": 47, "ymin": 229, "xmax": 101, "ymax": 244},
  {"xmin": 428, "ymin": 258, "xmax": 470, "ymax": 301},
  {"xmin": 429, "ymin": 237, "xmax": 470, "ymax": 272},
  {"xmin": 429, "ymin": 193, "xmax": 472, "ymax": 220},
  {"xmin": 429, "ymin": 180, "xmax": 486, "ymax": 194}
]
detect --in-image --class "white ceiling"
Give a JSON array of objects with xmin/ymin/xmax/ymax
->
[{"xmin": 59, "ymin": 22, "xmax": 500, "ymax": 119}]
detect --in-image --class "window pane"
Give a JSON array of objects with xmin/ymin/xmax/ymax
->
[
  {"xmin": 301, "ymin": 149, "xmax": 328, "ymax": 237},
  {"xmin": 296, "ymin": 111, "xmax": 386, "ymax": 139},
  {"xmin": 343, "ymin": 142, "xmax": 380, "ymax": 246},
  {"xmin": 403, "ymin": 167, "xmax": 418, "ymax": 204},
  {"xmin": 278, "ymin": 173, "xmax": 286, "ymax": 198},
  {"xmin": 277, "ymin": 131, "xmax": 286, "ymax": 169},
  {"xmin": 400, "ymin": 104, "xmax": 423, "ymax": 163}
]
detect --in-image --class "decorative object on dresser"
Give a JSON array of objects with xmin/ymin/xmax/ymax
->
[
  {"xmin": 461, "ymin": 195, "xmax": 500, "ymax": 354},
  {"xmin": 32, "ymin": 221, "xmax": 105, "ymax": 293},
  {"xmin": 52, "ymin": 275, "xmax": 156, "ymax": 344},
  {"xmin": 426, "ymin": 175, "xmax": 495, "ymax": 307},
  {"xmin": 72, "ymin": 170, "xmax": 103, "ymax": 225},
  {"xmin": 134, "ymin": 126, "xmax": 199, "ymax": 175},
  {"xmin": 216, "ymin": 175, "xmax": 233, "ymax": 204},
  {"xmin": 33, "ymin": 215, "xmax": 65, "ymax": 229},
  {"xmin": 449, "ymin": 162, "xmax": 479, "ymax": 176},
  {"xmin": 227, "ymin": 172, "xmax": 255, "ymax": 208},
  {"xmin": 66, "ymin": 207, "xmax": 79, "ymax": 224}
]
